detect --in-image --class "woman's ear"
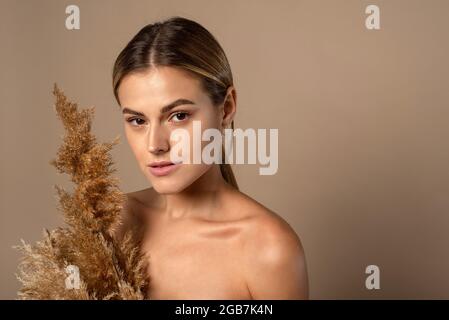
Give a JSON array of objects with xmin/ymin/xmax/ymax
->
[{"xmin": 221, "ymin": 86, "xmax": 237, "ymax": 129}]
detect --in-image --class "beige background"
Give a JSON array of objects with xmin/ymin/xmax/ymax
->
[{"xmin": 1, "ymin": 0, "xmax": 449, "ymax": 299}]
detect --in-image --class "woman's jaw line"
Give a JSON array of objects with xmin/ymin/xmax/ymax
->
[{"xmin": 153, "ymin": 164, "xmax": 232, "ymax": 220}]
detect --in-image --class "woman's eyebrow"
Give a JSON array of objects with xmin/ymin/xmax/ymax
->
[
  {"xmin": 122, "ymin": 98, "xmax": 196, "ymax": 117},
  {"xmin": 160, "ymin": 98, "xmax": 195, "ymax": 113},
  {"xmin": 122, "ymin": 108, "xmax": 145, "ymax": 117}
]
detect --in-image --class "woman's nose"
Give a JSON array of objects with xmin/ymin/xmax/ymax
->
[{"xmin": 147, "ymin": 123, "xmax": 169, "ymax": 154}]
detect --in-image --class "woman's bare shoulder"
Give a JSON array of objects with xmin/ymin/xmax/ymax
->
[
  {"xmin": 228, "ymin": 189, "xmax": 296, "ymax": 232},
  {"xmin": 230, "ymin": 190, "xmax": 308, "ymax": 299},
  {"xmin": 114, "ymin": 187, "xmax": 156, "ymax": 239},
  {"xmin": 227, "ymin": 189, "xmax": 304, "ymax": 252}
]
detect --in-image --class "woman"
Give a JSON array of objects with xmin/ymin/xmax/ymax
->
[{"xmin": 112, "ymin": 16, "xmax": 308, "ymax": 299}]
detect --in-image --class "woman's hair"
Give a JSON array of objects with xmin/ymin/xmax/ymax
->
[{"xmin": 112, "ymin": 16, "xmax": 238, "ymax": 189}]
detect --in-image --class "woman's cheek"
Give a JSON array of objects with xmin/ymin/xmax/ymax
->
[{"xmin": 126, "ymin": 133, "xmax": 146, "ymax": 168}]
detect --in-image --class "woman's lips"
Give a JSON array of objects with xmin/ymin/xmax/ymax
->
[{"xmin": 148, "ymin": 162, "xmax": 181, "ymax": 177}]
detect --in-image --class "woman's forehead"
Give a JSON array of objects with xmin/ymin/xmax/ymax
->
[{"xmin": 118, "ymin": 66, "xmax": 209, "ymax": 113}]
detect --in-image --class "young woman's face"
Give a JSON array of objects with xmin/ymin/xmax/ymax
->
[{"xmin": 117, "ymin": 66, "xmax": 228, "ymax": 194}]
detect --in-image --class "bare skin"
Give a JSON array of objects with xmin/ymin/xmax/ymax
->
[
  {"xmin": 116, "ymin": 66, "xmax": 308, "ymax": 299},
  {"xmin": 122, "ymin": 174, "xmax": 309, "ymax": 299}
]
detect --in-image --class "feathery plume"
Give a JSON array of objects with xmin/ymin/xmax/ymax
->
[{"xmin": 15, "ymin": 84, "xmax": 149, "ymax": 299}]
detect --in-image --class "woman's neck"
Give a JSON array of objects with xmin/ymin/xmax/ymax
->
[{"xmin": 159, "ymin": 164, "xmax": 232, "ymax": 220}]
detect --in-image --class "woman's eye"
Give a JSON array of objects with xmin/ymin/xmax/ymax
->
[
  {"xmin": 170, "ymin": 112, "xmax": 190, "ymax": 123},
  {"xmin": 126, "ymin": 118, "xmax": 146, "ymax": 126}
]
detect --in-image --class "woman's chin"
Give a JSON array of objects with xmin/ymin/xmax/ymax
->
[
  {"xmin": 149, "ymin": 179, "xmax": 189, "ymax": 194},
  {"xmin": 146, "ymin": 164, "xmax": 211, "ymax": 194},
  {"xmin": 152, "ymin": 185, "xmax": 183, "ymax": 194}
]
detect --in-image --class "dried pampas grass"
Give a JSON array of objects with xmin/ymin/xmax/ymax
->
[{"xmin": 15, "ymin": 84, "xmax": 149, "ymax": 299}]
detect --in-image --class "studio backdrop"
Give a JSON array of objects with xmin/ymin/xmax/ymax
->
[{"xmin": 1, "ymin": 0, "xmax": 449, "ymax": 299}]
